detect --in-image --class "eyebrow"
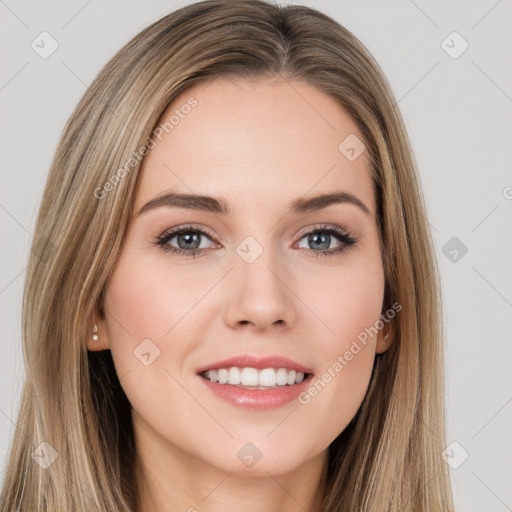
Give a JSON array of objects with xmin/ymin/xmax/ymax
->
[{"xmin": 136, "ymin": 190, "xmax": 371, "ymax": 217}]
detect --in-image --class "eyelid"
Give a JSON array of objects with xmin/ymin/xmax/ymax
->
[
  {"xmin": 156, "ymin": 223, "xmax": 219, "ymax": 244},
  {"xmin": 294, "ymin": 223, "xmax": 351, "ymax": 240}
]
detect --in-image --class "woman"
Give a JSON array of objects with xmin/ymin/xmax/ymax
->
[{"xmin": 0, "ymin": 0, "xmax": 455, "ymax": 510}]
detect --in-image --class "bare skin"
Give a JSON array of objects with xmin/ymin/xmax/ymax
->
[{"xmin": 89, "ymin": 76, "xmax": 391, "ymax": 512}]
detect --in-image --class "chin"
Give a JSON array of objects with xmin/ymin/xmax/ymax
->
[{"xmin": 197, "ymin": 434, "xmax": 316, "ymax": 476}]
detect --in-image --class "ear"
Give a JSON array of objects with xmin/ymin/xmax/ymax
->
[
  {"xmin": 375, "ymin": 323, "xmax": 394, "ymax": 354},
  {"xmin": 87, "ymin": 305, "xmax": 111, "ymax": 352}
]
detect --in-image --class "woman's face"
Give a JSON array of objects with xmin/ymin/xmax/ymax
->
[{"xmin": 94, "ymin": 77, "xmax": 390, "ymax": 476}]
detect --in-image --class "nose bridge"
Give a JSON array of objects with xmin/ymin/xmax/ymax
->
[{"xmin": 223, "ymin": 232, "xmax": 296, "ymax": 329}]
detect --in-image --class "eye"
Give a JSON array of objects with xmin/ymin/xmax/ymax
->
[
  {"xmin": 153, "ymin": 225, "xmax": 218, "ymax": 258},
  {"xmin": 293, "ymin": 224, "xmax": 358, "ymax": 257}
]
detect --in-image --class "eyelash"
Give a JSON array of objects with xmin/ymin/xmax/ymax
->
[{"xmin": 153, "ymin": 223, "xmax": 359, "ymax": 259}]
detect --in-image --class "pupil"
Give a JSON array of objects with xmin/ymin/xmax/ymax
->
[
  {"xmin": 179, "ymin": 232, "xmax": 200, "ymax": 250},
  {"xmin": 310, "ymin": 233, "xmax": 329, "ymax": 250}
]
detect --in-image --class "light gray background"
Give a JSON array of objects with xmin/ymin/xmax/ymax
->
[{"xmin": 1, "ymin": 1, "xmax": 511, "ymax": 510}]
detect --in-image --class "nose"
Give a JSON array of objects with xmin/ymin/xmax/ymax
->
[{"xmin": 223, "ymin": 242, "xmax": 297, "ymax": 332}]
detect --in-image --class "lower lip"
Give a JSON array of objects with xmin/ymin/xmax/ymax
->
[{"xmin": 197, "ymin": 374, "xmax": 313, "ymax": 410}]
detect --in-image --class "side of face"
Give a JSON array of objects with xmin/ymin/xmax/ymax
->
[{"xmin": 89, "ymin": 77, "xmax": 391, "ymax": 476}]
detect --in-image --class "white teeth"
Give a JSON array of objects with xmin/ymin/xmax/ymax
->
[
  {"xmin": 276, "ymin": 368, "xmax": 288, "ymax": 386},
  {"xmin": 228, "ymin": 367, "xmax": 241, "ymax": 385},
  {"xmin": 217, "ymin": 368, "xmax": 229, "ymax": 384},
  {"xmin": 259, "ymin": 368, "xmax": 276, "ymax": 387},
  {"xmin": 202, "ymin": 367, "xmax": 309, "ymax": 387},
  {"xmin": 241, "ymin": 367, "xmax": 259, "ymax": 386}
]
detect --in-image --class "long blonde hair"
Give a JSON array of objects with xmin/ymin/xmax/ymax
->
[{"xmin": 0, "ymin": 1, "xmax": 454, "ymax": 510}]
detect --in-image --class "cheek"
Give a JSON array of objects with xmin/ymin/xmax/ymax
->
[
  {"xmin": 303, "ymin": 254, "xmax": 385, "ymax": 351},
  {"xmin": 296, "ymin": 259, "xmax": 385, "ymax": 430},
  {"xmin": 102, "ymin": 249, "xmax": 220, "ymax": 404},
  {"xmin": 104, "ymin": 250, "xmax": 208, "ymax": 352},
  {"xmin": 101, "ymin": 253, "xmax": 200, "ymax": 428},
  {"xmin": 101, "ymin": 254, "xmax": 180, "ymax": 385}
]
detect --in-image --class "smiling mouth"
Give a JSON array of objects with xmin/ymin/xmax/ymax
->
[{"xmin": 199, "ymin": 366, "xmax": 312, "ymax": 389}]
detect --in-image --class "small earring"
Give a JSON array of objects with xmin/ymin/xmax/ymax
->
[
  {"xmin": 384, "ymin": 333, "xmax": 390, "ymax": 340},
  {"xmin": 92, "ymin": 324, "xmax": 99, "ymax": 342}
]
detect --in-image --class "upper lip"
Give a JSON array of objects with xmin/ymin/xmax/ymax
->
[{"xmin": 196, "ymin": 354, "xmax": 313, "ymax": 375}]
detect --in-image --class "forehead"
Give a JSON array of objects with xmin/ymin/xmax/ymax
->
[{"xmin": 134, "ymin": 77, "xmax": 375, "ymax": 217}]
